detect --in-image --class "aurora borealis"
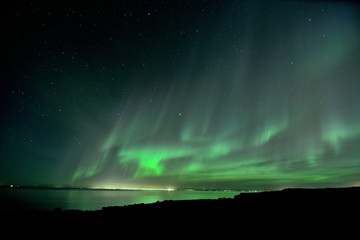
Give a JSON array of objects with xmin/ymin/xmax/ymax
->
[{"xmin": 1, "ymin": 0, "xmax": 360, "ymax": 190}]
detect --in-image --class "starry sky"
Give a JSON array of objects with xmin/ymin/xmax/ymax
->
[{"xmin": 1, "ymin": 0, "xmax": 360, "ymax": 190}]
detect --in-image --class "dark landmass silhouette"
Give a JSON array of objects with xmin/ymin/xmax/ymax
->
[
  {"xmin": 4, "ymin": 187, "xmax": 359, "ymax": 212},
  {"xmin": 3, "ymin": 187, "xmax": 360, "ymax": 231}
]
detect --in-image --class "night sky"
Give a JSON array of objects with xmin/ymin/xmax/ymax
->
[{"xmin": 1, "ymin": 0, "xmax": 360, "ymax": 190}]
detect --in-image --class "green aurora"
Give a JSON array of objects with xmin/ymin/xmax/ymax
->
[{"xmin": 1, "ymin": 0, "xmax": 360, "ymax": 189}]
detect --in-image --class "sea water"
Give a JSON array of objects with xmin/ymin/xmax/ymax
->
[{"xmin": 0, "ymin": 188, "xmax": 242, "ymax": 211}]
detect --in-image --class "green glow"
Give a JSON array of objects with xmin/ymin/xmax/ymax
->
[
  {"xmin": 185, "ymin": 163, "xmax": 202, "ymax": 172},
  {"xmin": 206, "ymin": 142, "xmax": 236, "ymax": 159},
  {"xmin": 322, "ymin": 119, "xmax": 360, "ymax": 153},
  {"xmin": 72, "ymin": 163, "xmax": 100, "ymax": 182},
  {"xmin": 253, "ymin": 117, "xmax": 289, "ymax": 147},
  {"xmin": 2, "ymin": 0, "xmax": 360, "ymax": 192},
  {"xmin": 65, "ymin": 1, "xmax": 360, "ymax": 190},
  {"xmin": 118, "ymin": 146, "xmax": 196, "ymax": 178}
]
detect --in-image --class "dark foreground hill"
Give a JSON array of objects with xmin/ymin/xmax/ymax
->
[{"xmin": 3, "ymin": 187, "xmax": 360, "ymax": 232}]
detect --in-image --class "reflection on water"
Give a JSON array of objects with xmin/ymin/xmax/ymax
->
[{"xmin": 0, "ymin": 189, "xmax": 242, "ymax": 211}]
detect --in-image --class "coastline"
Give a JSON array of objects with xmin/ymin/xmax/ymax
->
[
  {"xmin": 3, "ymin": 186, "xmax": 359, "ymax": 215},
  {"xmin": 2, "ymin": 186, "xmax": 359, "ymax": 234}
]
